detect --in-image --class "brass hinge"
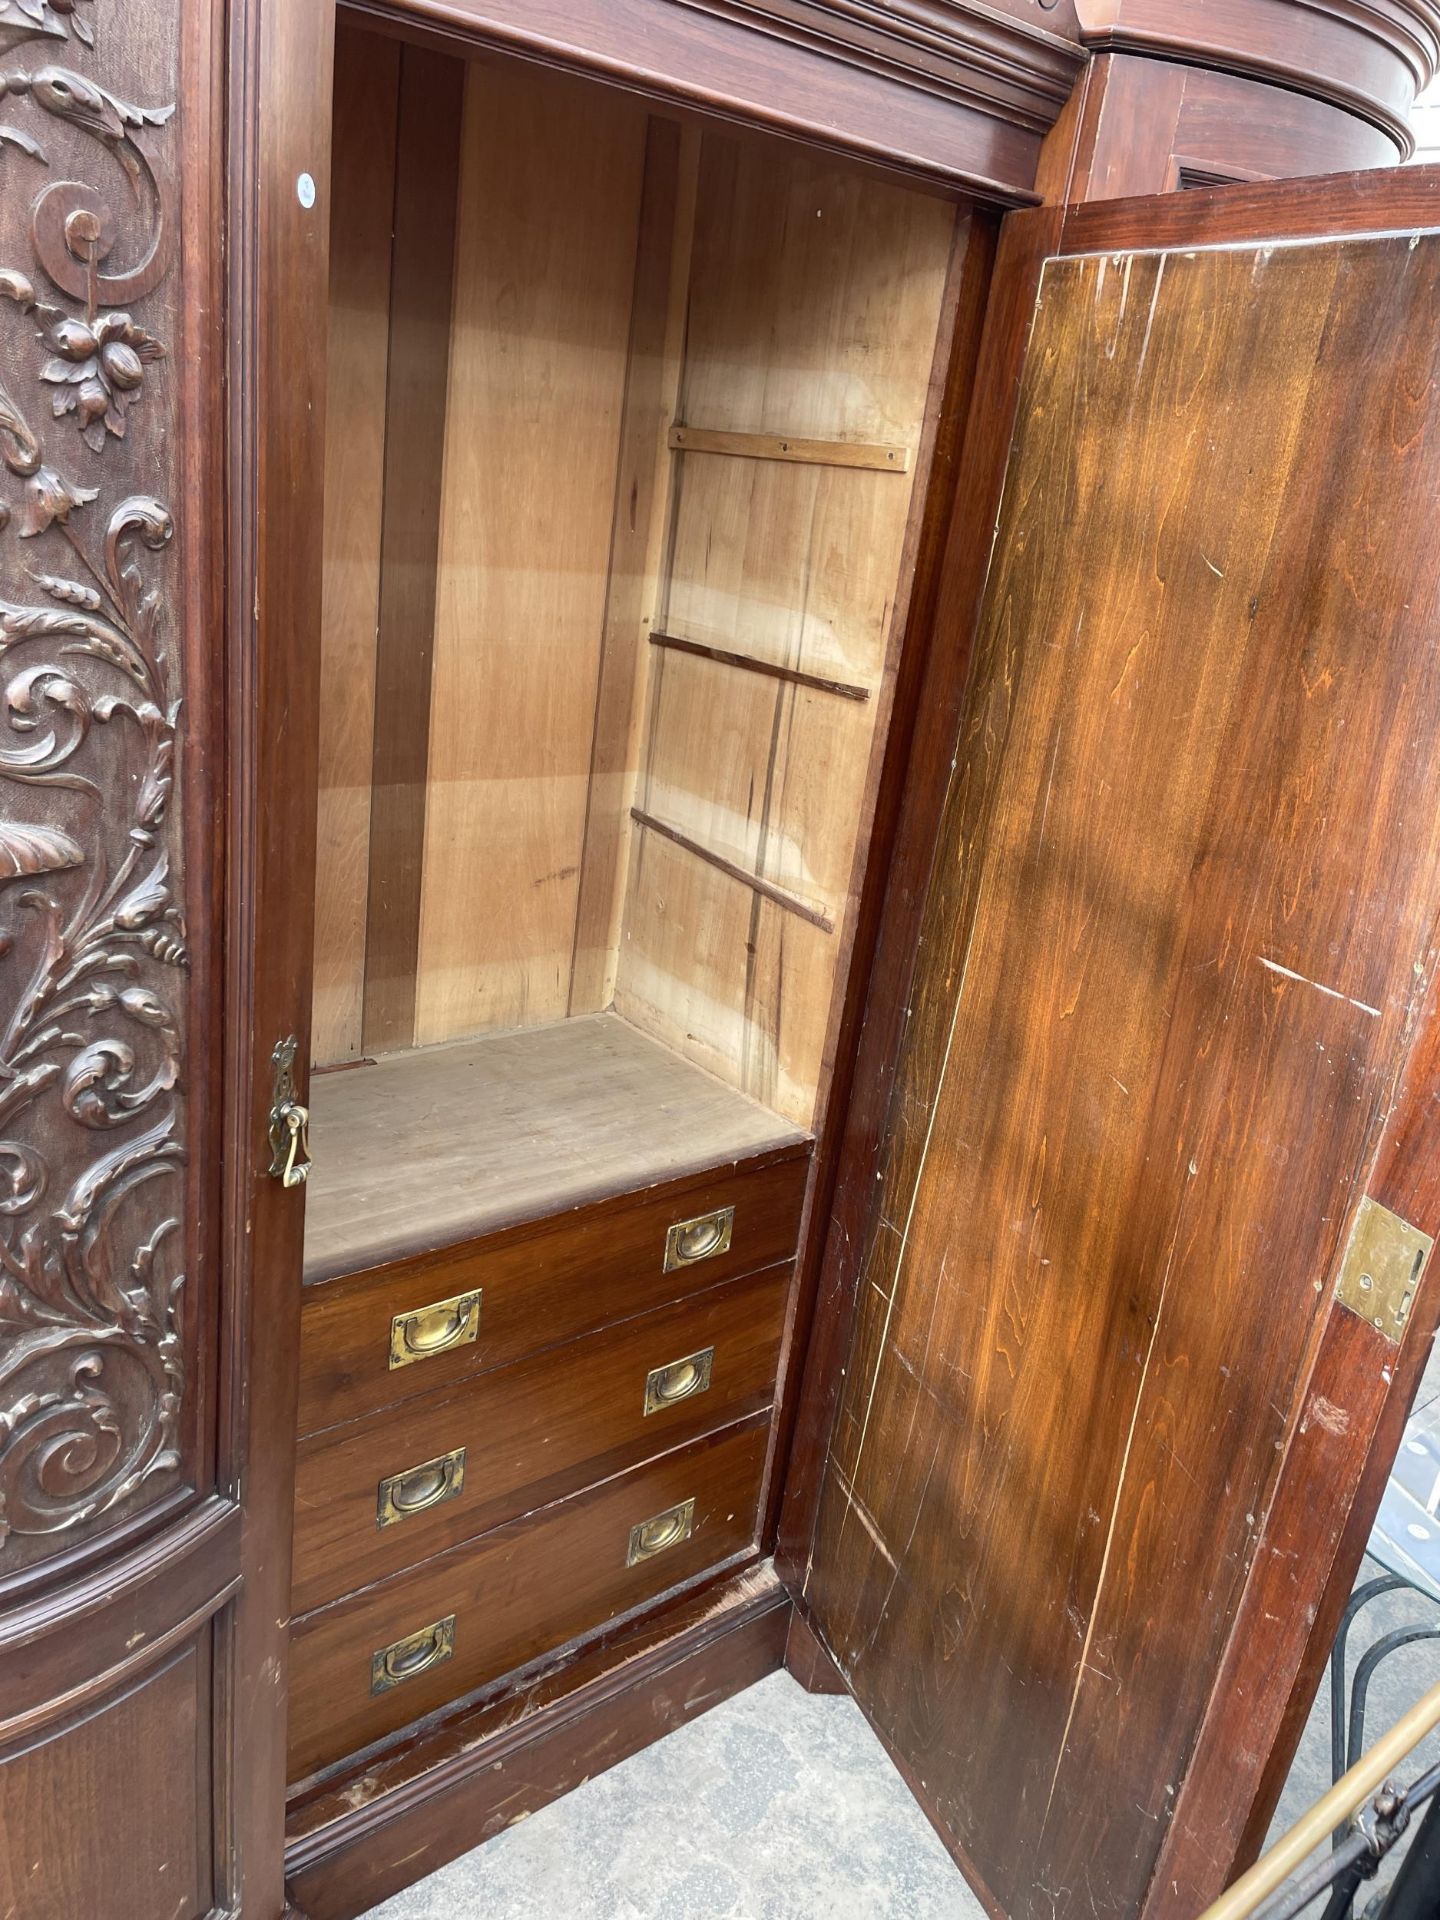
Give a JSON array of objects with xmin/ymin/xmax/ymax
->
[{"xmin": 1333, "ymin": 1196, "xmax": 1433, "ymax": 1345}]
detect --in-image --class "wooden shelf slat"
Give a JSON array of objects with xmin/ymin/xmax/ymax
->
[
  {"xmin": 669, "ymin": 424, "xmax": 911, "ymax": 473},
  {"xmin": 649, "ymin": 630, "xmax": 871, "ymax": 702},
  {"xmin": 630, "ymin": 808, "xmax": 835, "ymax": 934}
]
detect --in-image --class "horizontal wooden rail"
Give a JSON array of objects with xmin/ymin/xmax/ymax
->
[
  {"xmin": 669, "ymin": 424, "xmax": 910, "ymax": 473},
  {"xmin": 630, "ymin": 808, "xmax": 835, "ymax": 934},
  {"xmin": 649, "ymin": 631, "xmax": 871, "ymax": 702}
]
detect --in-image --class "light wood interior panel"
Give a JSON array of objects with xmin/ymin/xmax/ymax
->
[
  {"xmin": 413, "ymin": 64, "xmax": 649, "ymax": 1044},
  {"xmin": 313, "ymin": 25, "xmax": 399, "ymax": 1064},
  {"xmin": 614, "ymin": 137, "xmax": 957, "ymax": 1126},
  {"xmin": 314, "ymin": 34, "xmax": 959, "ymax": 1144}
]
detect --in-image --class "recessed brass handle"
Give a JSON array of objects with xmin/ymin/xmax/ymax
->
[
  {"xmin": 627, "ymin": 1496, "xmax": 696, "ymax": 1566},
  {"xmin": 376, "ymin": 1446, "xmax": 467, "ymax": 1528},
  {"xmin": 663, "ymin": 1206, "xmax": 734, "ymax": 1272},
  {"xmin": 643, "ymin": 1346, "xmax": 715, "ymax": 1417},
  {"xmin": 370, "ymin": 1614, "xmax": 456, "ymax": 1695},
  {"xmin": 388, "ymin": 1291, "xmax": 481, "ymax": 1370}
]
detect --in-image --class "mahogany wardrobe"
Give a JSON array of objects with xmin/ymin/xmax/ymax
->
[{"xmin": 3, "ymin": 2, "xmax": 1440, "ymax": 1917}]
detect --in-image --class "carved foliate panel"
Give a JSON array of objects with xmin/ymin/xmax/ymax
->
[{"xmin": 0, "ymin": 0, "xmax": 201, "ymax": 1573}]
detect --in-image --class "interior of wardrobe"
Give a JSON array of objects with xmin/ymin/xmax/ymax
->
[
  {"xmin": 310, "ymin": 22, "xmax": 965, "ymax": 1248},
  {"xmin": 289, "ymin": 15, "xmax": 967, "ymax": 1791}
]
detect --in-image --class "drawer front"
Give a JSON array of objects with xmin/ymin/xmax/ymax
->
[
  {"xmin": 297, "ymin": 1148, "xmax": 808, "ymax": 1435},
  {"xmin": 287, "ymin": 1415, "xmax": 770, "ymax": 1783},
  {"xmin": 292, "ymin": 1264, "xmax": 791, "ymax": 1614}
]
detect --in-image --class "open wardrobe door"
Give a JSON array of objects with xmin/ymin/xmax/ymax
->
[{"xmin": 784, "ymin": 166, "xmax": 1440, "ymax": 1920}]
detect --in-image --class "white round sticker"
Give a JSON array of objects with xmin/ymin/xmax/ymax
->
[{"xmin": 297, "ymin": 172, "xmax": 317, "ymax": 211}]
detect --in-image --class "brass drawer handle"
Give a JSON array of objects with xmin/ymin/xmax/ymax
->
[
  {"xmin": 627, "ymin": 1496, "xmax": 696, "ymax": 1566},
  {"xmin": 643, "ymin": 1345, "xmax": 715, "ymax": 1417},
  {"xmin": 663, "ymin": 1206, "xmax": 734, "ymax": 1272},
  {"xmin": 370, "ymin": 1614, "xmax": 456, "ymax": 1695},
  {"xmin": 388, "ymin": 1290, "xmax": 481, "ymax": 1370},
  {"xmin": 376, "ymin": 1446, "xmax": 467, "ymax": 1528}
]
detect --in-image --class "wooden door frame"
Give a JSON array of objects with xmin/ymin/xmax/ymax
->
[
  {"xmin": 223, "ymin": 0, "xmax": 335, "ymax": 1911},
  {"xmin": 779, "ymin": 162, "xmax": 1440, "ymax": 1914}
]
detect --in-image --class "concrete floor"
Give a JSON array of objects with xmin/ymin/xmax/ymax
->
[
  {"xmin": 365, "ymin": 1354, "xmax": 1440, "ymax": 1920},
  {"xmin": 362, "ymin": 1671, "xmax": 983, "ymax": 1920}
]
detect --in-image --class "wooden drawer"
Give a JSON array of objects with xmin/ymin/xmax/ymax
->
[
  {"xmin": 292, "ymin": 1264, "xmax": 791, "ymax": 1614},
  {"xmin": 297, "ymin": 1147, "xmax": 808, "ymax": 1435},
  {"xmin": 287, "ymin": 1415, "xmax": 770, "ymax": 1783}
]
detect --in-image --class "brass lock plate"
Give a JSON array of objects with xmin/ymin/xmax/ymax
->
[
  {"xmin": 1334, "ymin": 1196, "xmax": 1433, "ymax": 1345},
  {"xmin": 663, "ymin": 1206, "xmax": 734, "ymax": 1273},
  {"xmin": 376, "ymin": 1446, "xmax": 467, "ymax": 1528},
  {"xmin": 627, "ymin": 1496, "xmax": 696, "ymax": 1567},
  {"xmin": 388, "ymin": 1290, "xmax": 481, "ymax": 1370},
  {"xmin": 644, "ymin": 1345, "xmax": 715, "ymax": 1416},
  {"xmin": 370, "ymin": 1614, "xmax": 456, "ymax": 1695}
]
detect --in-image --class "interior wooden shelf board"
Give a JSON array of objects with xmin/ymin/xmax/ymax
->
[{"xmin": 302, "ymin": 1012, "xmax": 812, "ymax": 1282}]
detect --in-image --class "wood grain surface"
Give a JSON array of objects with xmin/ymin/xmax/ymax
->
[
  {"xmin": 313, "ymin": 25, "xmax": 399, "ymax": 1065},
  {"xmin": 287, "ymin": 1414, "xmax": 770, "ymax": 1781},
  {"xmin": 292, "ymin": 1262, "xmax": 790, "ymax": 1612},
  {"xmin": 803, "ymin": 225, "xmax": 1440, "ymax": 1920},
  {"xmin": 301, "ymin": 1012, "xmax": 807, "ymax": 1281}
]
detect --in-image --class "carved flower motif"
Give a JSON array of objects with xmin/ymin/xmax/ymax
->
[
  {"xmin": 37, "ymin": 306, "xmax": 164, "ymax": 452},
  {"xmin": 19, "ymin": 463, "xmax": 96, "ymax": 538}
]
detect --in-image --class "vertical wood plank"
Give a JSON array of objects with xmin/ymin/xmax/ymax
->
[
  {"xmin": 360, "ymin": 44, "xmax": 464, "ymax": 1054},
  {"xmin": 614, "ymin": 135, "xmax": 955, "ymax": 1126},
  {"xmin": 568, "ymin": 116, "xmax": 699, "ymax": 1015},
  {"xmin": 313, "ymin": 25, "xmax": 399, "ymax": 1065},
  {"xmin": 413, "ymin": 66, "xmax": 649, "ymax": 1043}
]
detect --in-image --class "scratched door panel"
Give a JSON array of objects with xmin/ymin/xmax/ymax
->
[{"xmin": 803, "ymin": 219, "xmax": 1440, "ymax": 1920}]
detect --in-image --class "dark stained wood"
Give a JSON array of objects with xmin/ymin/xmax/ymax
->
[
  {"xmin": 0, "ymin": 1639, "xmax": 215, "ymax": 1920},
  {"xmin": 299, "ymin": 1145, "xmax": 808, "ymax": 1432},
  {"xmin": 1058, "ymin": 159, "xmax": 1440, "ymax": 255},
  {"xmin": 776, "ymin": 204, "xmax": 1058, "ymax": 1585},
  {"xmin": 293, "ymin": 1263, "xmax": 790, "ymax": 1612},
  {"xmin": 1074, "ymin": 0, "xmax": 1434, "ymax": 156},
  {"xmin": 784, "ymin": 1604, "xmax": 847, "ymax": 1696},
  {"xmin": 222, "ymin": 0, "xmax": 336, "ymax": 1908},
  {"xmin": 288, "ymin": 1414, "xmax": 770, "ymax": 1781},
  {"xmin": 1036, "ymin": 51, "xmax": 1397, "ymax": 202},
  {"xmin": 0, "ymin": 0, "xmax": 219, "ymax": 1585},
  {"xmin": 340, "ymin": 0, "xmax": 1081, "ymax": 200},
  {"xmin": 286, "ymin": 1561, "xmax": 789, "ymax": 1919},
  {"xmin": 799, "ymin": 208, "xmax": 1440, "ymax": 1920},
  {"xmin": 361, "ymin": 44, "xmax": 465, "ymax": 1053}
]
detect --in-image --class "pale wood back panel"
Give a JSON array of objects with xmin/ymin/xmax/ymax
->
[
  {"xmin": 615, "ymin": 137, "xmax": 956, "ymax": 1126},
  {"xmin": 313, "ymin": 26, "xmax": 399, "ymax": 1066},
  {"xmin": 413, "ymin": 65, "xmax": 650, "ymax": 1045}
]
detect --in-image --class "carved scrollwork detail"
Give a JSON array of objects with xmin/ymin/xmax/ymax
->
[
  {"xmin": 0, "ymin": 0, "xmax": 187, "ymax": 1564},
  {"xmin": 0, "ymin": 0, "xmax": 95, "ymax": 57}
]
